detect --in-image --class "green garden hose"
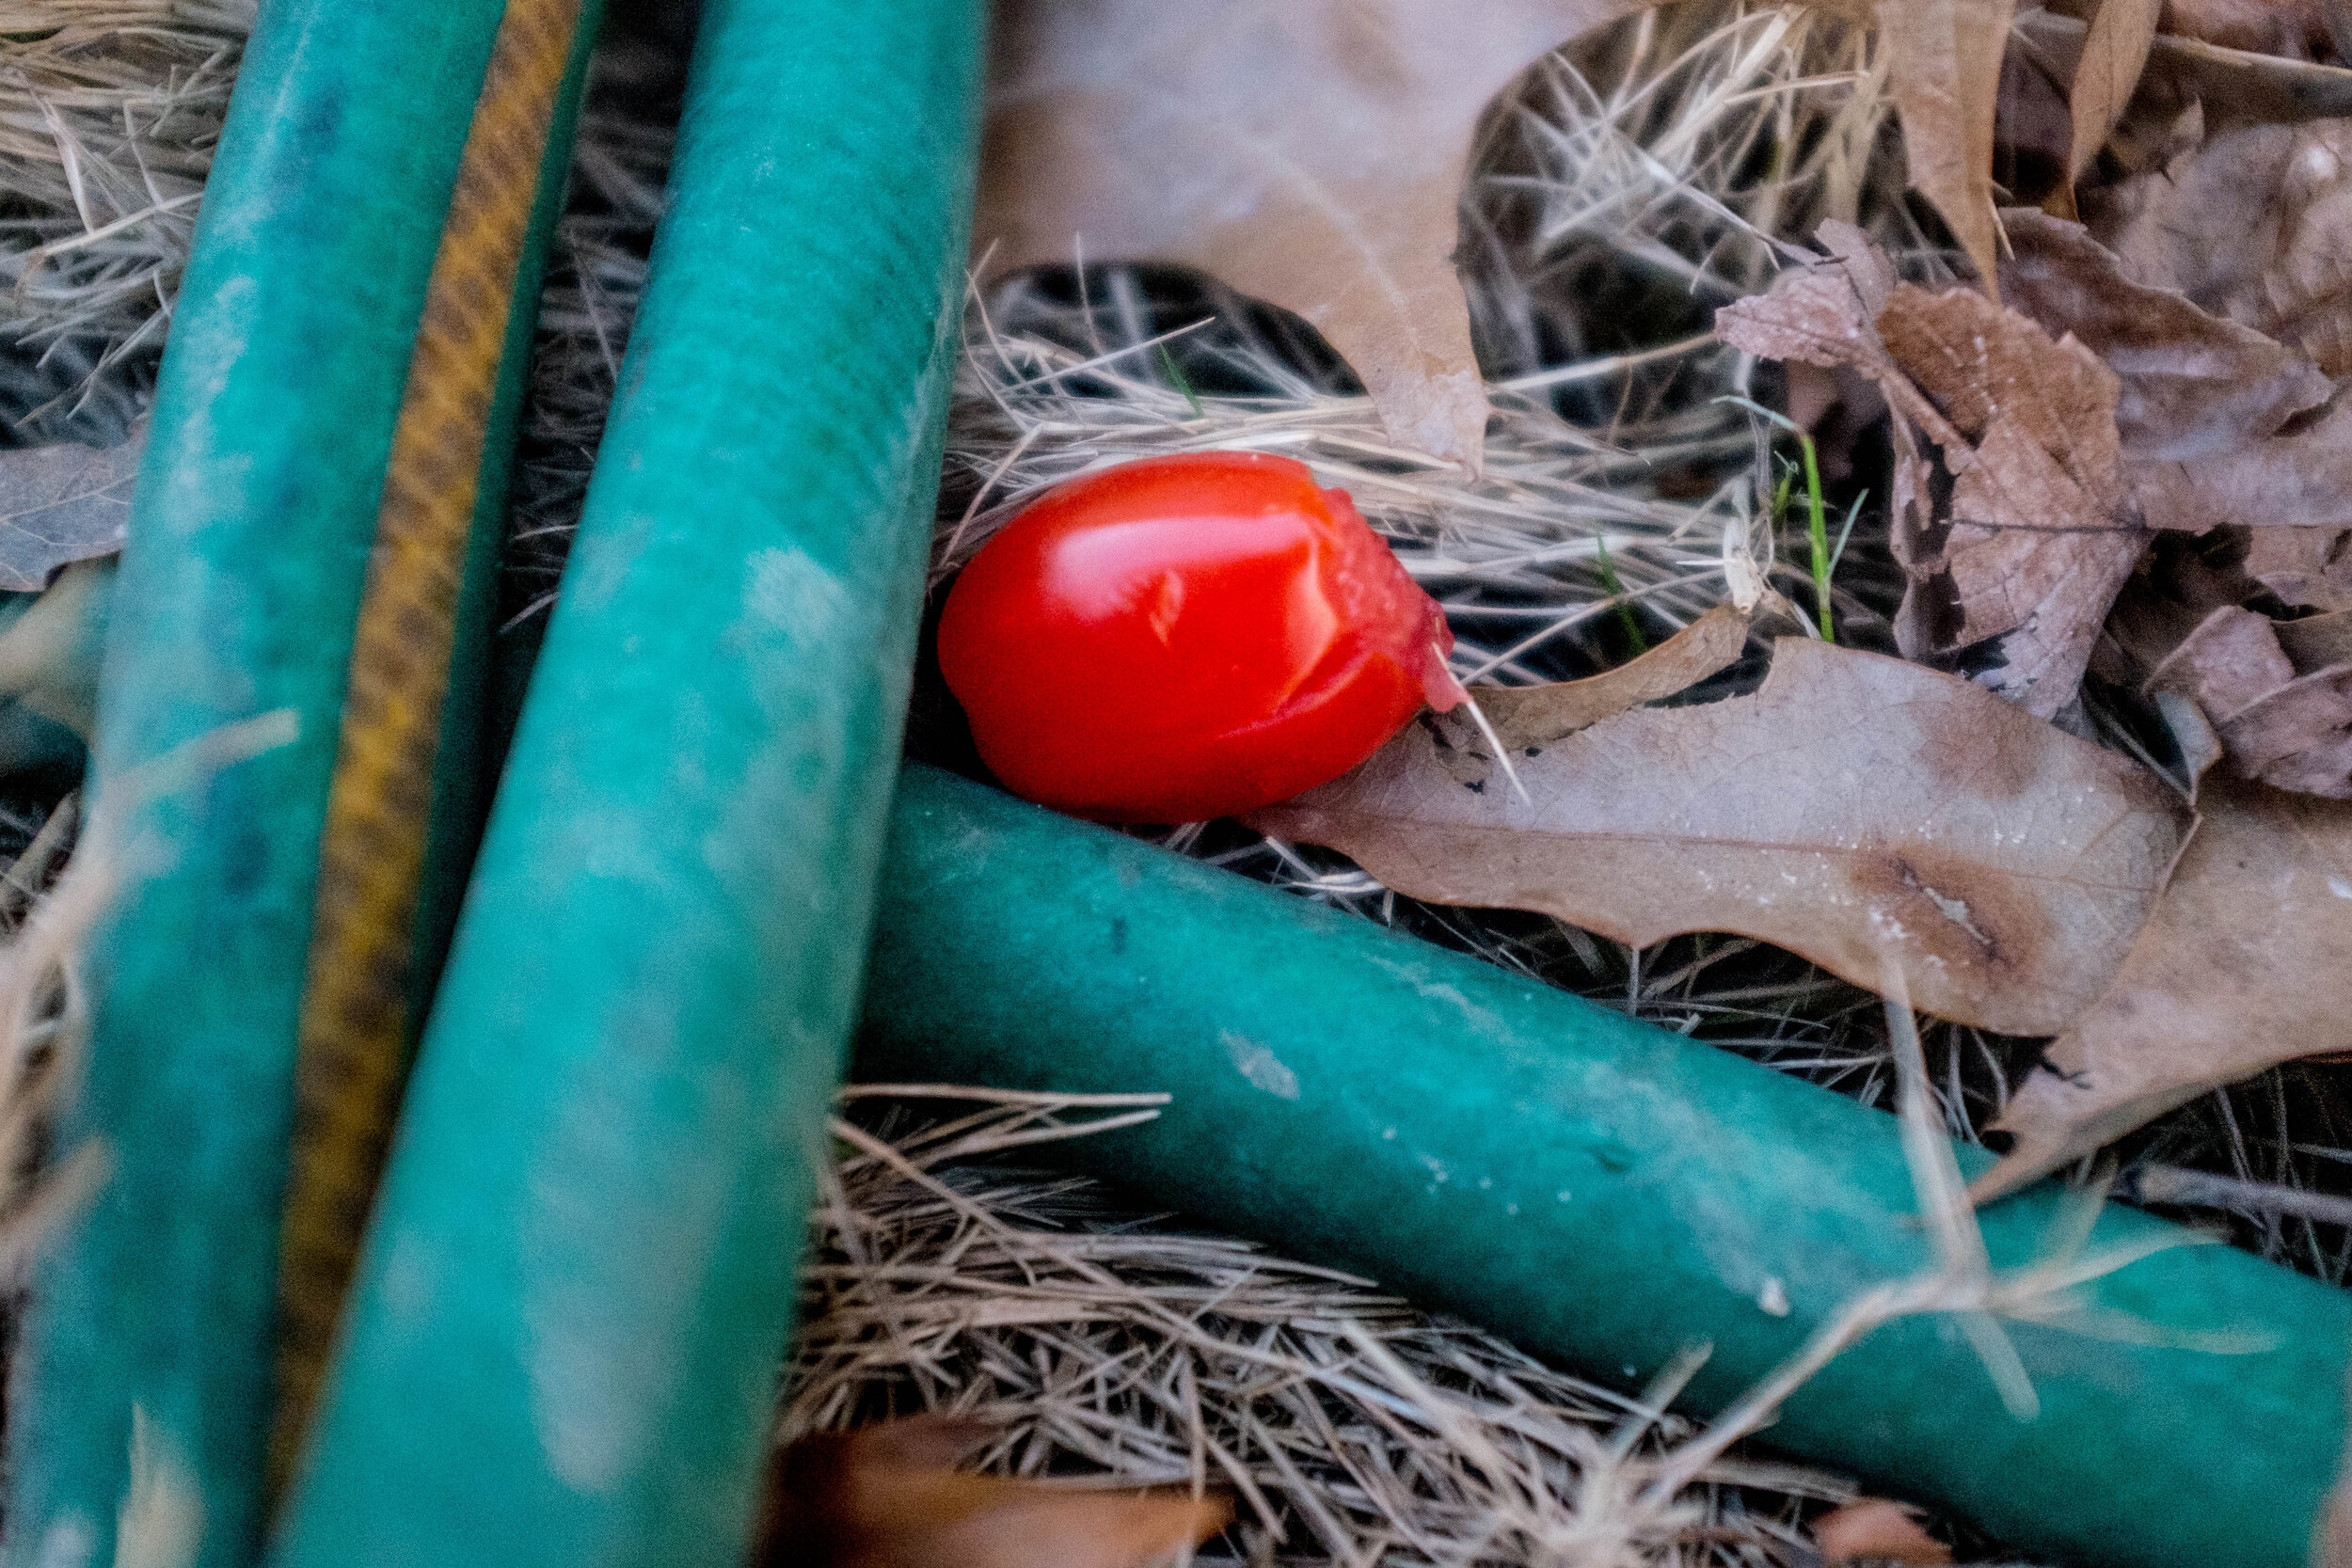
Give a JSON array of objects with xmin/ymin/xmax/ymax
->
[
  {"xmin": 1, "ymin": 2, "xmax": 596, "ymax": 1561},
  {"xmin": 273, "ymin": 0, "xmax": 595, "ymax": 1491},
  {"xmin": 857, "ymin": 764, "xmax": 2352, "ymax": 1568},
  {"xmin": 267, "ymin": 2, "xmax": 987, "ymax": 1563}
]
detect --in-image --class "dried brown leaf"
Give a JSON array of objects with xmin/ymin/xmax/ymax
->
[
  {"xmin": 2159, "ymin": 0, "xmax": 2333, "ymax": 56},
  {"xmin": 2069, "ymin": 0, "xmax": 2165, "ymax": 179},
  {"xmin": 1879, "ymin": 0, "xmax": 2018, "ymax": 293},
  {"xmin": 1879, "ymin": 280, "xmax": 2146, "ymax": 716},
  {"xmin": 2019, "ymin": 9, "xmax": 2352, "ymax": 133},
  {"xmin": 1996, "ymin": 209, "xmax": 2330, "ymax": 458},
  {"xmin": 1714, "ymin": 263, "xmax": 1925, "ymax": 422},
  {"xmin": 1814, "ymin": 1497, "xmax": 1954, "ymax": 1565},
  {"xmin": 2279, "ymin": 607, "xmax": 2352, "ymax": 666},
  {"xmin": 2216, "ymin": 660, "xmax": 2352, "ymax": 792},
  {"xmin": 2128, "ymin": 392, "xmax": 2352, "ymax": 533},
  {"xmin": 2146, "ymin": 603, "xmax": 2297, "ymax": 712},
  {"xmin": 1878, "ymin": 283, "xmax": 2123, "ymax": 497},
  {"xmin": 2247, "ymin": 525, "xmax": 2352, "ymax": 608},
  {"xmin": 2091, "ymin": 119, "xmax": 2352, "ymax": 376},
  {"xmin": 2107, "ymin": 585, "xmax": 2352, "ymax": 795},
  {"xmin": 758, "ymin": 1416, "xmax": 1231, "ymax": 1568},
  {"xmin": 1972, "ymin": 775, "xmax": 2352, "ymax": 1202},
  {"xmin": 1994, "ymin": 208, "xmax": 2352, "ymax": 563},
  {"xmin": 977, "ymin": 0, "xmax": 1652, "ymax": 468},
  {"xmin": 1251, "ymin": 639, "xmax": 2189, "ymax": 1035},
  {"xmin": 1452, "ymin": 602, "xmax": 1751, "ymax": 779},
  {"xmin": 0, "ymin": 426, "xmax": 141, "ymax": 593},
  {"xmin": 1720, "ymin": 241, "xmax": 2145, "ymax": 715}
]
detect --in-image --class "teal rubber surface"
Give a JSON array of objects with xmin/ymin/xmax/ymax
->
[
  {"xmin": 268, "ymin": 3, "xmax": 986, "ymax": 1563},
  {"xmin": 0, "ymin": 3, "xmax": 595, "ymax": 1561},
  {"xmin": 858, "ymin": 764, "xmax": 2352, "ymax": 1568}
]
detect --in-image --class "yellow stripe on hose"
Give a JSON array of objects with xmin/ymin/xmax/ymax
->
[{"xmin": 271, "ymin": 0, "xmax": 583, "ymax": 1494}]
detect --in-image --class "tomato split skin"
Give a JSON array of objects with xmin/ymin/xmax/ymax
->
[{"xmin": 938, "ymin": 451, "xmax": 1462, "ymax": 823}]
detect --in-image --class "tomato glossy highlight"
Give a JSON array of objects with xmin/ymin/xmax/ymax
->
[{"xmin": 938, "ymin": 451, "xmax": 1462, "ymax": 822}]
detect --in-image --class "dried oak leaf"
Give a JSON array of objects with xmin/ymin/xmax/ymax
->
[
  {"xmin": 2158, "ymin": 0, "xmax": 2337, "ymax": 57},
  {"xmin": 2066, "ymin": 0, "xmax": 2164, "ymax": 181},
  {"xmin": 2090, "ymin": 118, "xmax": 2352, "ymax": 377},
  {"xmin": 2018, "ymin": 9, "xmax": 2352, "ymax": 136},
  {"xmin": 1879, "ymin": 279, "xmax": 2149, "ymax": 717},
  {"xmin": 2102, "ymin": 562, "xmax": 2352, "ymax": 795},
  {"xmin": 977, "ymin": 0, "xmax": 1656, "ymax": 468},
  {"xmin": 1251, "ymin": 638, "xmax": 2189, "ymax": 1036},
  {"xmin": 0, "ymin": 425, "xmax": 141, "ymax": 593},
  {"xmin": 1971, "ymin": 774, "xmax": 2352, "ymax": 1202},
  {"xmin": 758, "ymin": 1416, "xmax": 1231, "ymax": 1568},
  {"xmin": 2128, "ymin": 392, "xmax": 2352, "ymax": 533},
  {"xmin": 1721, "ymin": 239, "xmax": 2145, "ymax": 718},
  {"xmin": 1442, "ymin": 601, "xmax": 1752, "ymax": 784},
  {"xmin": 979, "ymin": 0, "xmax": 2004, "ymax": 467},
  {"xmin": 1814, "ymin": 1497, "xmax": 1954, "ymax": 1566},
  {"xmin": 2247, "ymin": 524, "xmax": 2352, "ymax": 608},
  {"xmin": 1996, "ymin": 208, "xmax": 2330, "ymax": 459},
  {"xmin": 1880, "ymin": 0, "xmax": 2018, "ymax": 293},
  {"xmin": 2144, "ymin": 604, "xmax": 2352, "ymax": 796},
  {"xmin": 1994, "ymin": 208, "xmax": 2352, "ymax": 543}
]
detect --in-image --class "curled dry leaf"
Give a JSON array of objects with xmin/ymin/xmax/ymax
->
[
  {"xmin": 2090, "ymin": 118, "xmax": 2352, "ymax": 376},
  {"xmin": 977, "ymin": 0, "xmax": 1654, "ymax": 468},
  {"xmin": 2067, "ymin": 0, "xmax": 2164, "ymax": 181},
  {"xmin": 1878, "ymin": 279, "xmax": 2146, "ymax": 717},
  {"xmin": 2022, "ymin": 8, "xmax": 2352, "ymax": 137},
  {"xmin": 1443, "ymin": 602, "xmax": 1752, "ymax": 784},
  {"xmin": 757, "ymin": 1415, "xmax": 1231, "ymax": 1568},
  {"xmin": 1251, "ymin": 638, "xmax": 2189, "ymax": 1036},
  {"xmin": 2101, "ymin": 558, "xmax": 2352, "ymax": 796},
  {"xmin": 2129, "ymin": 393, "xmax": 2352, "ymax": 533},
  {"xmin": 1972, "ymin": 775, "xmax": 2352, "ymax": 1203},
  {"xmin": 2073, "ymin": 119, "xmax": 2352, "ymax": 531},
  {"xmin": 1813, "ymin": 1497, "xmax": 1954, "ymax": 1566},
  {"xmin": 2142, "ymin": 604, "xmax": 2352, "ymax": 796},
  {"xmin": 1718, "ymin": 233, "xmax": 2142, "ymax": 718},
  {"xmin": 2279, "ymin": 606, "xmax": 2352, "ymax": 665},
  {"xmin": 0, "ymin": 426, "xmax": 142, "ymax": 593},
  {"xmin": 1996, "ymin": 208, "xmax": 2330, "ymax": 459},
  {"xmin": 2247, "ymin": 525, "xmax": 2352, "ymax": 608},
  {"xmin": 1993, "ymin": 208, "xmax": 2352, "ymax": 541},
  {"xmin": 2157, "ymin": 0, "xmax": 2338, "ymax": 58},
  {"xmin": 1877, "ymin": 0, "xmax": 2017, "ymax": 293}
]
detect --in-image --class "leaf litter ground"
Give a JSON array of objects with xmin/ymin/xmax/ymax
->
[{"xmin": 6, "ymin": 2, "xmax": 2352, "ymax": 1564}]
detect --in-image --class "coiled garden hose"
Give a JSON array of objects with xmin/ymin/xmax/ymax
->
[
  {"xmin": 856, "ymin": 763, "xmax": 2352, "ymax": 1568},
  {"xmin": 1, "ymin": 0, "xmax": 598, "ymax": 1561},
  {"xmin": 266, "ymin": 2, "xmax": 987, "ymax": 1564}
]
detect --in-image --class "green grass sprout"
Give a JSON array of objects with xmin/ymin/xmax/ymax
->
[
  {"xmin": 1156, "ymin": 342, "xmax": 1204, "ymax": 418},
  {"xmin": 1829, "ymin": 489, "xmax": 1868, "ymax": 574},
  {"xmin": 1719, "ymin": 394, "xmax": 1832, "ymax": 640},
  {"xmin": 1593, "ymin": 534, "xmax": 1649, "ymax": 654}
]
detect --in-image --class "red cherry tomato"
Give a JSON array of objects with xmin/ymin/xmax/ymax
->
[{"xmin": 938, "ymin": 451, "xmax": 1463, "ymax": 823}]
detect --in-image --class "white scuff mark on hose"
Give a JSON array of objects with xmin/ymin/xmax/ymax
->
[{"xmin": 1221, "ymin": 1029, "xmax": 1300, "ymax": 1100}]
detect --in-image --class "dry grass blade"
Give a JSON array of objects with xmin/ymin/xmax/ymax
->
[
  {"xmin": 787, "ymin": 1088, "xmax": 1877, "ymax": 1566},
  {"xmin": 0, "ymin": 0, "xmax": 254, "ymax": 418},
  {"xmin": 0, "ymin": 789, "xmax": 111, "ymax": 1280}
]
